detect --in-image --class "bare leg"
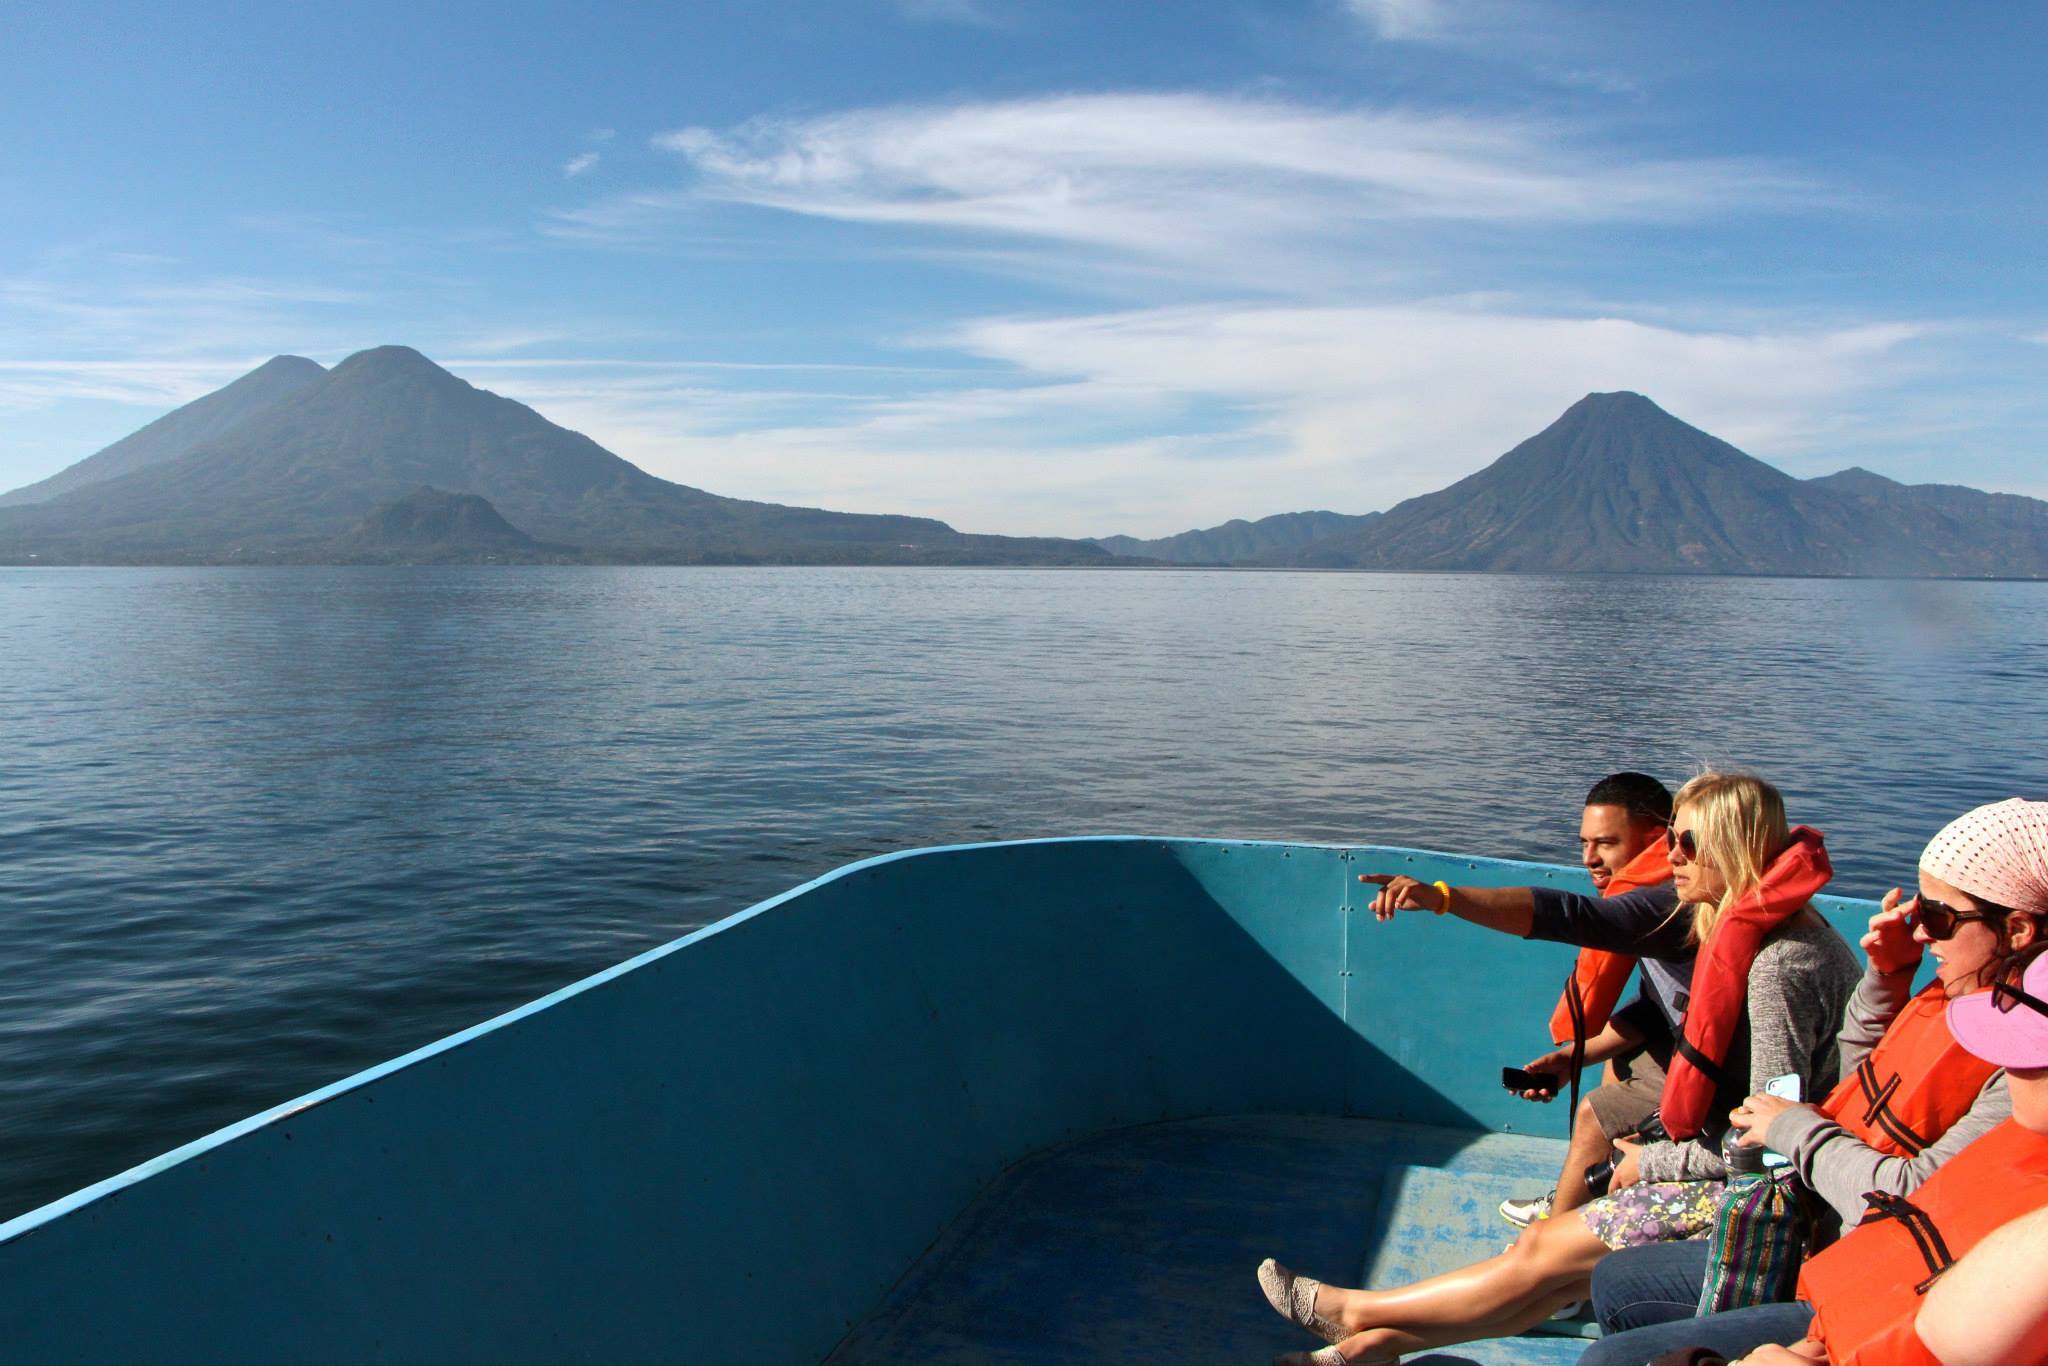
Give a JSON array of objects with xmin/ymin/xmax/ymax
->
[
  {"xmin": 1310, "ymin": 1209, "xmax": 1613, "ymax": 1358},
  {"xmin": 1551, "ymin": 1092, "xmax": 1616, "ymax": 1214}
]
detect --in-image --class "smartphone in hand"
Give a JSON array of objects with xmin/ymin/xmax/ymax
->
[
  {"xmin": 1761, "ymin": 1072, "xmax": 1801, "ymax": 1168},
  {"xmin": 1502, "ymin": 1066, "xmax": 1559, "ymax": 1095}
]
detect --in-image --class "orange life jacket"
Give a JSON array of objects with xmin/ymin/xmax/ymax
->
[
  {"xmin": 1660, "ymin": 826, "xmax": 1833, "ymax": 1140},
  {"xmin": 1799, "ymin": 1119, "xmax": 2048, "ymax": 1366},
  {"xmin": 1545, "ymin": 838, "xmax": 1675, "ymax": 1046},
  {"xmin": 1816, "ymin": 981, "xmax": 2000, "ymax": 1158}
]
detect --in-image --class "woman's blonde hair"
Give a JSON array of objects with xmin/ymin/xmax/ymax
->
[{"xmin": 1672, "ymin": 771, "xmax": 1790, "ymax": 945}]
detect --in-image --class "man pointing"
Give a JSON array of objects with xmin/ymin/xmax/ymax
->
[{"xmin": 1362, "ymin": 772, "xmax": 1680, "ymax": 1224}]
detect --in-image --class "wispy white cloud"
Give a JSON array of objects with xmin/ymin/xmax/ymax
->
[
  {"xmin": 892, "ymin": 0, "xmax": 1011, "ymax": 28},
  {"xmin": 447, "ymin": 330, "xmax": 574, "ymax": 356},
  {"xmin": 446, "ymin": 356, "xmax": 979, "ymax": 375},
  {"xmin": 542, "ymin": 189, "xmax": 700, "ymax": 242},
  {"xmin": 626, "ymin": 92, "xmax": 1814, "ymax": 281},
  {"xmin": 1343, "ymin": 2, "xmax": 1643, "ymax": 98},
  {"xmin": 558, "ymin": 128, "xmax": 619, "ymax": 181},
  {"xmin": 949, "ymin": 303, "xmax": 1924, "ymax": 471},
  {"xmin": 1342, "ymin": 0, "xmax": 1578, "ymax": 56},
  {"xmin": 231, "ymin": 211, "xmax": 390, "ymax": 259},
  {"xmin": 0, "ymin": 273, "xmax": 368, "ymax": 359},
  {"xmin": 1346, "ymin": 0, "xmax": 1468, "ymax": 42},
  {"xmin": 1555, "ymin": 69, "xmax": 1643, "ymax": 98},
  {"xmin": 0, "ymin": 356, "xmax": 292, "ymax": 411},
  {"xmin": 135, "ymin": 279, "xmax": 369, "ymax": 307}
]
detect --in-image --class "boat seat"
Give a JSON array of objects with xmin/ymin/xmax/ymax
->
[{"xmin": 826, "ymin": 1113, "xmax": 1594, "ymax": 1365}]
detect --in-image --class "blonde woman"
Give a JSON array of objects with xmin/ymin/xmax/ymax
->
[{"xmin": 1260, "ymin": 772, "xmax": 1858, "ymax": 1365}]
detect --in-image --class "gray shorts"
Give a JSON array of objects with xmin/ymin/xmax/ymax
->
[{"xmin": 1586, "ymin": 1046, "xmax": 1669, "ymax": 1140}]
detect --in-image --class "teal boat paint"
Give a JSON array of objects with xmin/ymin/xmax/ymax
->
[{"xmin": 0, "ymin": 838, "xmax": 1882, "ymax": 1364}]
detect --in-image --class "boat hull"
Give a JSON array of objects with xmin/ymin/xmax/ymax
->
[{"xmin": 0, "ymin": 838, "xmax": 1881, "ymax": 1364}]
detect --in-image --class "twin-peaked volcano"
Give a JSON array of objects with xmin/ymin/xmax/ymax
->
[{"xmin": 0, "ymin": 347, "xmax": 1112, "ymax": 565}]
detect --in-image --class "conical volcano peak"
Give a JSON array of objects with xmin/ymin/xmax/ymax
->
[
  {"xmin": 323, "ymin": 345, "xmax": 481, "ymax": 404},
  {"xmin": 1535, "ymin": 390, "xmax": 1716, "ymax": 455},
  {"xmin": 1562, "ymin": 390, "xmax": 1669, "ymax": 420},
  {"xmin": 325, "ymin": 344, "xmax": 485, "ymax": 393},
  {"xmin": 253, "ymin": 354, "xmax": 326, "ymax": 379},
  {"xmin": 330, "ymin": 345, "xmax": 452, "ymax": 379},
  {"xmin": 1509, "ymin": 389, "xmax": 1715, "ymax": 454}
]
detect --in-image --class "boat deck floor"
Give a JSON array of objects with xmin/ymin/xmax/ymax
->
[{"xmin": 827, "ymin": 1114, "xmax": 1596, "ymax": 1366}]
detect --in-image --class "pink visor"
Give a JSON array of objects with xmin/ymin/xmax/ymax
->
[{"xmin": 1949, "ymin": 950, "xmax": 2048, "ymax": 1070}]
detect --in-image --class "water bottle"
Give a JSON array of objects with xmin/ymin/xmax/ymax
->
[{"xmin": 1722, "ymin": 1126, "xmax": 1765, "ymax": 1178}]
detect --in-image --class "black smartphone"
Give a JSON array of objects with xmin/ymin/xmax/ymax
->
[{"xmin": 1501, "ymin": 1066, "xmax": 1559, "ymax": 1094}]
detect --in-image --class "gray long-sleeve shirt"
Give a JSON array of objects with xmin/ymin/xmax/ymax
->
[
  {"xmin": 1636, "ymin": 909, "xmax": 1862, "ymax": 1184},
  {"xmin": 1762, "ymin": 961, "xmax": 2011, "ymax": 1229}
]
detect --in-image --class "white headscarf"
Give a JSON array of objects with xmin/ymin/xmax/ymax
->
[{"xmin": 1921, "ymin": 798, "xmax": 2048, "ymax": 914}]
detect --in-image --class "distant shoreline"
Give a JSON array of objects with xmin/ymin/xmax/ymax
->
[{"xmin": 3, "ymin": 561, "xmax": 2042, "ymax": 584}]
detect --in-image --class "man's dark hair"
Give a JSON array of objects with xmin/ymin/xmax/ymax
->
[{"xmin": 1585, "ymin": 771, "xmax": 1673, "ymax": 827}]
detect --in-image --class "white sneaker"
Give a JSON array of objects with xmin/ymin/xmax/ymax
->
[{"xmin": 1498, "ymin": 1191, "xmax": 1555, "ymax": 1227}]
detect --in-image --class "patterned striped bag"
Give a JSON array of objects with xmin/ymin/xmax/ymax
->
[{"xmin": 1695, "ymin": 1168, "xmax": 1812, "ymax": 1315}]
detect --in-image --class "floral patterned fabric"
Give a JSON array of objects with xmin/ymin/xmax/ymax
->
[{"xmin": 1580, "ymin": 1179, "xmax": 1729, "ymax": 1250}]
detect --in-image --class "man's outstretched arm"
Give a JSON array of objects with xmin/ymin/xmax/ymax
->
[
  {"xmin": 1358, "ymin": 874, "xmax": 1535, "ymax": 937},
  {"xmin": 1358, "ymin": 874, "xmax": 1688, "ymax": 959}
]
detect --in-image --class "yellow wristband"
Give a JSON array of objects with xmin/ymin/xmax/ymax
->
[{"xmin": 1432, "ymin": 881, "xmax": 1453, "ymax": 916}]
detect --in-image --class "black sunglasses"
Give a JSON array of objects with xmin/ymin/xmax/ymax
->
[
  {"xmin": 1665, "ymin": 827, "xmax": 1699, "ymax": 861},
  {"xmin": 1993, "ymin": 958, "xmax": 2048, "ymax": 1019},
  {"xmin": 1911, "ymin": 894, "xmax": 2007, "ymax": 942}
]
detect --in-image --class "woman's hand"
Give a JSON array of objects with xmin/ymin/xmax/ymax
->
[
  {"xmin": 1610, "ymin": 1135, "xmax": 1644, "ymax": 1190},
  {"xmin": 1729, "ymin": 1093, "xmax": 1813, "ymax": 1148},
  {"xmin": 1862, "ymin": 888, "xmax": 1922, "ymax": 975},
  {"xmin": 1358, "ymin": 874, "xmax": 1449, "ymax": 922}
]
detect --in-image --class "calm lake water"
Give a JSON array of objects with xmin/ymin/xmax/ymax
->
[{"xmin": 2, "ymin": 566, "xmax": 2044, "ymax": 1219}]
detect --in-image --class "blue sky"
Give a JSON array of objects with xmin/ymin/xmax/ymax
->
[{"xmin": 4, "ymin": 0, "xmax": 2045, "ymax": 536}]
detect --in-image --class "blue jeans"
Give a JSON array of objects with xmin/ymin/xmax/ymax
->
[
  {"xmin": 1593, "ymin": 1239, "xmax": 1712, "ymax": 1332},
  {"xmin": 1577, "ymin": 1302, "xmax": 1816, "ymax": 1366},
  {"xmin": 1583, "ymin": 1240, "xmax": 1814, "ymax": 1366}
]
